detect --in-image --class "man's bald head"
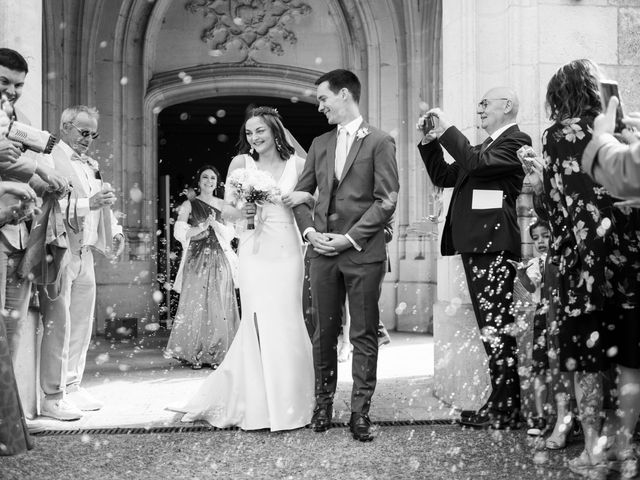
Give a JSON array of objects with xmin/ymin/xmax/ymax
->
[{"xmin": 477, "ymin": 86, "xmax": 520, "ymax": 135}]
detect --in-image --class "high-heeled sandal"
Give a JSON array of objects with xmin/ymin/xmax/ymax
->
[
  {"xmin": 545, "ymin": 415, "xmax": 574, "ymax": 450},
  {"xmin": 568, "ymin": 450, "xmax": 610, "ymax": 480}
]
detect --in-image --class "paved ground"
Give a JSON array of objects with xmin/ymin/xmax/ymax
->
[
  {"xmin": 27, "ymin": 331, "xmax": 456, "ymax": 431},
  {"xmin": 5, "ymin": 332, "xmax": 601, "ymax": 480},
  {"xmin": 1, "ymin": 424, "xmax": 589, "ymax": 480}
]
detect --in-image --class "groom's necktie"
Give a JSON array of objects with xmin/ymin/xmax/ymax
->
[{"xmin": 335, "ymin": 127, "xmax": 349, "ymax": 180}]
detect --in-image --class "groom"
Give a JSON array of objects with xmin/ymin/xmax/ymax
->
[{"xmin": 293, "ymin": 69, "xmax": 399, "ymax": 442}]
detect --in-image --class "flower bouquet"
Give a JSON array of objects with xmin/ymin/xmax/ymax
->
[{"xmin": 226, "ymin": 168, "xmax": 280, "ymax": 229}]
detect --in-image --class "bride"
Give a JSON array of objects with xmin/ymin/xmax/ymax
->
[{"xmin": 171, "ymin": 106, "xmax": 314, "ymax": 431}]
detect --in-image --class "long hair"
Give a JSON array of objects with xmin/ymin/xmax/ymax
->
[
  {"xmin": 195, "ymin": 164, "xmax": 222, "ymax": 197},
  {"xmin": 236, "ymin": 106, "xmax": 295, "ymax": 161},
  {"xmin": 546, "ymin": 59, "xmax": 602, "ymax": 122}
]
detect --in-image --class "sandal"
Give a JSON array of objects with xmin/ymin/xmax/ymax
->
[
  {"xmin": 545, "ymin": 415, "xmax": 574, "ymax": 450},
  {"xmin": 190, "ymin": 363, "xmax": 202, "ymax": 370},
  {"xmin": 568, "ymin": 450, "xmax": 609, "ymax": 480}
]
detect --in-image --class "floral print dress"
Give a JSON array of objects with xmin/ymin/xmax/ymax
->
[{"xmin": 542, "ymin": 117, "xmax": 640, "ymax": 371}]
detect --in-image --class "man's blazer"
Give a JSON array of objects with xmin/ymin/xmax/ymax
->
[
  {"xmin": 49, "ymin": 142, "xmax": 112, "ymax": 256},
  {"xmin": 293, "ymin": 121, "xmax": 399, "ymax": 264},
  {"xmin": 418, "ymin": 125, "xmax": 531, "ymax": 257}
]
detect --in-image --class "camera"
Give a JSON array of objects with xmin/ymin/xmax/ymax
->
[{"xmin": 417, "ymin": 113, "xmax": 437, "ymax": 135}]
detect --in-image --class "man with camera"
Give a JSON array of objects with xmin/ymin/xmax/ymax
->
[
  {"xmin": 0, "ymin": 48, "xmax": 68, "ymax": 365},
  {"xmin": 37, "ymin": 105, "xmax": 124, "ymax": 421},
  {"xmin": 417, "ymin": 87, "xmax": 531, "ymax": 429}
]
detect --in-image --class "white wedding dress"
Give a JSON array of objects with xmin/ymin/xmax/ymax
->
[{"xmin": 173, "ymin": 154, "xmax": 314, "ymax": 431}]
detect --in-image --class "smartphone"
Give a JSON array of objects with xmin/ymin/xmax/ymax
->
[{"xmin": 599, "ymin": 80, "xmax": 625, "ymax": 133}]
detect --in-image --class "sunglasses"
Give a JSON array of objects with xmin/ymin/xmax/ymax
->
[{"xmin": 68, "ymin": 123, "xmax": 99, "ymax": 140}]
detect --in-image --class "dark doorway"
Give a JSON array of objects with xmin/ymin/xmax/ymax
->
[{"xmin": 156, "ymin": 96, "xmax": 330, "ymax": 325}]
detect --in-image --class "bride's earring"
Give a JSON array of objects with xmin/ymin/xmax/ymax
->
[{"xmin": 250, "ymin": 147, "xmax": 255, "ymax": 155}]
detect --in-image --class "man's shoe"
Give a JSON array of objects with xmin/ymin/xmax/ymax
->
[
  {"xmin": 350, "ymin": 413, "xmax": 374, "ymax": 442},
  {"xmin": 377, "ymin": 324, "xmax": 391, "ymax": 347},
  {"xmin": 40, "ymin": 397, "xmax": 83, "ymax": 421},
  {"xmin": 311, "ymin": 404, "xmax": 332, "ymax": 432},
  {"xmin": 66, "ymin": 387, "xmax": 103, "ymax": 411},
  {"xmin": 25, "ymin": 418, "xmax": 47, "ymax": 434},
  {"xmin": 459, "ymin": 403, "xmax": 489, "ymax": 421},
  {"xmin": 460, "ymin": 411, "xmax": 520, "ymax": 430}
]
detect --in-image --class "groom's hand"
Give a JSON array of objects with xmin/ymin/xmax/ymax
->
[
  {"xmin": 307, "ymin": 231, "xmax": 336, "ymax": 256},
  {"xmin": 324, "ymin": 233, "xmax": 352, "ymax": 254}
]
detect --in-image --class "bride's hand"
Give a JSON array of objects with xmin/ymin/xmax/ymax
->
[
  {"xmin": 281, "ymin": 191, "xmax": 312, "ymax": 208},
  {"xmin": 242, "ymin": 202, "xmax": 256, "ymax": 219}
]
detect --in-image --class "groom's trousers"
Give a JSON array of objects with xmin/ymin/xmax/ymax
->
[{"xmin": 309, "ymin": 254, "xmax": 385, "ymax": 414}]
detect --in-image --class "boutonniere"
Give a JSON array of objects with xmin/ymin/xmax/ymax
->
[{"xmin": 355, "ymin": 127, "xmax": 370, "ymax": 140}]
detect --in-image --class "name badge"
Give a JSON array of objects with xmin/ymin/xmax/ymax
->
[{"xmin": 471, "ymin": 189, "xmax": 503, "ymax": 209}]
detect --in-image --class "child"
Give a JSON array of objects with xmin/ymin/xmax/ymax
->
[{"xmin": 511, "ymin": 219, "xmax": 573, "ymax": 440}]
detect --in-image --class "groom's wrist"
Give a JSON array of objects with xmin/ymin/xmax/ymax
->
[
  {"xmin": 302, "ymin": 227, "xmax": 316, "ymax": 242},
  {"xmin": 345, "ymin": 233, "xmax": 361, "ymax": 251}
]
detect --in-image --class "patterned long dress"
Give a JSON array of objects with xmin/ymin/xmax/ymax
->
[
  {"xmin": 165, "ymin": 199, "xmax": 240, "ymax": 367},
  {"xmin": 542, "ymin": 117, "xmax": 640, "ymax": 372},
  {"xmin": 0, "ymin": 317, "xmax": 33, "ymax": 456}
]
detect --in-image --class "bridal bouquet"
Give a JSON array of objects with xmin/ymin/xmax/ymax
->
[{"xmin": 226, "ymin": 168, "xmax": 280, "ymax": 229}]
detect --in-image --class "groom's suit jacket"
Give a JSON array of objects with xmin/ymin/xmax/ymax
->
[
  {"xmin": 418, "ymin": 125, "xmax": 531, "ymax": 257},
  {"xmin": 294, "ymin": 121, "xmax": 399, "ymax": 263}
]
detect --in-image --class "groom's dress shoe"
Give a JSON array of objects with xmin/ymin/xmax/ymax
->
[
  {"xmin": 311, "ymin": 404, "xmax": 332, "ymax": 432},
  {"xmin": 350, "ymin": 413, "xmax": 374, "ymax": 442}
]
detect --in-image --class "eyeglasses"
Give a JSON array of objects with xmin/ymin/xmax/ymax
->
[
  {"xmin": 68, "ymin": 123, "xmax": 99, "ymax": 139},
  {"xmin": 477, "ymin": 98, "xmax": 510, "ymax": 110}
]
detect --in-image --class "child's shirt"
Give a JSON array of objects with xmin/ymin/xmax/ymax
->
[{"xmin": 525, "ymin": 253, "xmax": 546, "ymax": 304}]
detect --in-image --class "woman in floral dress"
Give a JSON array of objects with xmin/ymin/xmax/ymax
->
[{"xmin": 542, "ymin": 59, "xmax": 640, "ymax": 479}]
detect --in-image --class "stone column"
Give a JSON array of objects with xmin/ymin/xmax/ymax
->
[{"xmin": 0, "ymin": 0, "xmax": 43, "ymax": 419}]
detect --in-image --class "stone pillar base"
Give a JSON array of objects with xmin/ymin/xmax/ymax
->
[{"xmin": 432, "ymin": 299, "xmax": 490, "ymax": 410}]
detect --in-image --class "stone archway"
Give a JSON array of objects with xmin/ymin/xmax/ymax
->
[{"xmin": 42, "ymin": 0, "xmax": 444, "ymax": 334}]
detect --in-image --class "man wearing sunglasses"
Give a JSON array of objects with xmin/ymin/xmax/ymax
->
[
  {"xmin": 417, "ymin": 87, "xmax": 531, "ymax": 430},
  {"xmin": 37, "ymin": 105, "xmax": 124, "ymax": 421}
]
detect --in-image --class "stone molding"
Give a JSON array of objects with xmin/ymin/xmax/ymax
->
[{"xmin": 184, "ymin": 0, "xmax": 312, "ymax": 64}]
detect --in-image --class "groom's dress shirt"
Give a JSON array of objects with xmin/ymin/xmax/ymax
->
[{"xmin": 304, "ymin": 115, "xmax": 363, "ymax": 250}]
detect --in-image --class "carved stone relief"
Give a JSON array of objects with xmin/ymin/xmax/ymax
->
[{"xmin": 185, "ymin": 0, "xmax": 312, "ymax": 63}]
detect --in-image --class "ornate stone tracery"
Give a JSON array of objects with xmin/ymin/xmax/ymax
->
[{"xmin": 185, "ymin": 0, "xmax": 311, "ymax": 63}]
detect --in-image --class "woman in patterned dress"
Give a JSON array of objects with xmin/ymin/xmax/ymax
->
[{"xmin": 542, "ymin": 59, "xmax": 640, "ymax": 478}]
